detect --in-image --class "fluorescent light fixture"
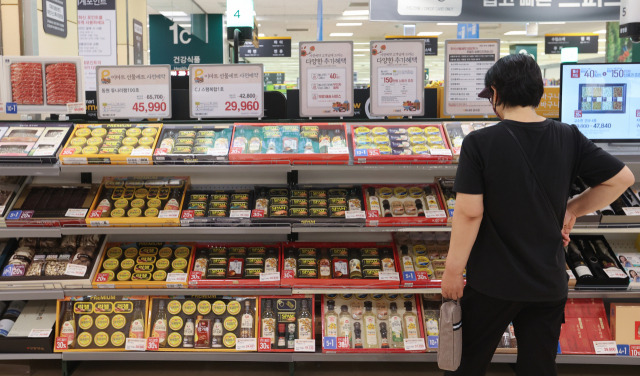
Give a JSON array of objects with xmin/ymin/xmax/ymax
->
[
  {"xmin": 178, "ymin": 23, "xmax": 192, "ymax": 28},
  {"xmin": 539, "ymin": 22, "xmax": 566, "ymax": 25},
  {"xmin": 417, "ymin": 31, "xmax": 443, "ymax": 36},
  {"xmin": 504, "ymin": 30, "xmax": 527, "ymax": 35},
  {"xmin": 353, "ymin": 48, "xmax": 370, "ymax": 51},
  {"xmin": 342, "ymin": 10, "xmax": 369, "ymax": 16},
  {"xmin": 599, "ymin": 39, "xmax": 606, "ymax": 42},
  {"xmin": 354, "ymin": 54, "xmax": 366, "ymax": 56},
  {"xmin": 354, "ymin": 42, "xmax": 370, "ymax": 45},
  {"xmin": 594, "ymin": 29, "xmax": 606, "ymax": 34},
  {"xmin": 437, "ymin": 23, "xmax": 458, "ymax": 26},
  {"xmin": 337, "ymin": 22, "xmax": 362, "ymax": 26},
  {"xmin": 160, "ymin": 11, "xmax": 188, "ymax": 17},
  {"xmin": 258, "ymin": 33, "xmax": 265, "ymax": 37},
  {"xmin": 171, "ymin": 16, "xmax": 191, "ymax": 22},
  {"xmin": 329, "ymin": 32, "xmax": 354, "ymax": 37}
]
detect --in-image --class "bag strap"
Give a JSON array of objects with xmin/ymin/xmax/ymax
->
[{"xmin": 503, "ymin": 124, "xmax": 562, "ymax": 230}]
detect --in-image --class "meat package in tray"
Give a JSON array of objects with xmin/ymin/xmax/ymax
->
[
  {"xmin": 228, "ymin": 123, "xmax": 350, "ymax": 165},
  {"xmin": 280, "ymin": 242, "xmax": 401, "ymax": 288},
  {"xmin": 351, "ymin": 123, "xmax": 452, "ymax": 164},
  {"xmin": 180, "ymin": 186, "xmax": 254, "ymax": 226},
  {"xmin": 0, "ymin": 123, "xmax": 72, "ymax": 163},
  {"xmin": 188, "ymin": 243, "xmax": 282, "ymax": 288},
  {"xmin": 363, "ymin": 184, "xmax": 448, "ymax": 226},
  {"xmin": 2, "ymin": 56, "xmax": 85, "ymax": 114},
  {"xmin": 153, "ymin": 124, "xmax": 233, "ymax": 164}
]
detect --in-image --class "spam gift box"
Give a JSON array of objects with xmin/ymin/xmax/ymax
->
[
  {"xmin": 180, "ymin": 186, "xmax": 254, "ymax": 226},
  {"xmin": 188, "ymin": 243, "xmax": 282, "ymax": 288},
  {"xmin": 320, "ymin": 294, "xmax": 427, "ymax": 353},
  {"xmin": 54, "ymin": 296, "xmax": 149, "ymax": 352},
  {"xmin": 363, "ymin": 184, "xmax": 447, "ymax": 227},
  {"xmin": 228, "ymin": 123, "xmax": 350, "ymax": 165},
  {"xmin": 86, "ymin": 176, "xmax": 189, "ymax": 227},
  {"xmin": 59, "ymin": 123, "xmax": 162, "ymax": 165},
  {"xmin": 146, "ymin": 296, "xmax": 258, "ymax": 351},
  {"xmin": 257, "ymin": 296, "xmax": 315, "ymax": 352},
  {"xmin": 280, "ymin": 242, "xmax": 401, "ymax": 289},
  {"xmin": 351, "ymin": 124, "xmax": 452, "ymax": 165},
  {"xmin": 153, "ymin": 124, "xmax": 233, "ymax": 164},
  {"xmin": 92, "ymin": 242, "xmax": 194, "ymax": 289}
]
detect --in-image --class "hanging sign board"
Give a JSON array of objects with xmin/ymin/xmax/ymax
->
[
  {"xmin": 444, "ymin": 39, "xmax": 500, "ymax": 116},
  {"xmin": 96, "ymin": 65, "xmax": 171, "ymax": 119},
  {"xmin": 189, "ymin": 64, "xmax": 264, "ymax": 119},
  {"xmin": 385, "ymin": 36, "xmax": 437, "ymax": 56},
  {"xmin": 370, "ymin": 40, "xmax": 425, "ymax": 117},
  {"xmin": 239, "ymin": 37, "xmax": 292, "ymax": 58},
  {"xmin": 133, "ymin": 19, "xmax": 144, "ymax": 65},
  {"xmin": 299, "ymin": 41, "xmax": 354, "ymax": 118},
  {"xmin": 545, "ymin": 34, "xmax": 599, "ymax": 55},
  {"xmin": 78, "ymin": 0, "xmax": 118, "ymax": 91},
  {"xmin": 264, "ymin": 72, "xmax": 285, "ymax": 85},
  {"xmin": 42, "ymin": 0, "xmax": 67, "ymax": 37}
]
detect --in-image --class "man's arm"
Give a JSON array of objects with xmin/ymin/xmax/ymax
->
[
  {"xmin": 562, "ymin": 167, "xmax": 635, "ymax": 245},
  {"xmin": 441, "ymin": 193, "xmax": 484, "ymax": 300}
]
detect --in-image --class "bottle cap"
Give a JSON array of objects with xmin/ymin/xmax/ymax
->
[
  {"xmin": 340, "ymin": 305, "xmax": 349, "ymax": 312},
  {"xmin": 404, "ymin": 301, "xmax": 413, "ymax": 311},
  {"xmin": 390, "ymin": 302, "xmax": 397, "ymax": 310},
  {"xmin": 327, "ymin": 300, "xmax": 335, "ymax": 309},
  {"xmin": 364, "ymin": 301, "xmax": 372, "ymax": 310}
]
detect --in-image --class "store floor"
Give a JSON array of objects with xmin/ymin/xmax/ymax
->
[{"xmin": 1, "ymin": 361, "xmax": 640, "ymax": 376}]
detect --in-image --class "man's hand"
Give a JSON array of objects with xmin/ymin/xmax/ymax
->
[
  {"xmin": 562, "ymin": 209, "xmax": 577, "ymax": 247},
  {"xmin": 441, "ymin": 270, "xmax": 465, "ymax": 300}
]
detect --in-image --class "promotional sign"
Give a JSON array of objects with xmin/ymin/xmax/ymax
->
[
  {"xmin": 226, "ymin": 0, "xmax": 254, "ymax": 28},
  {"xmin": 370, "ymin": 0, "xmax": 620, "ymax": 23},
  {"xmin": 510, "ymin": 44, "xmax": 538, "ymax": 60},
  {"xmin": 78, "ymin": 0, "xmax": 118, "ymax": 91},
  {"xmin": 149, "ymin": 14, "xmax": 223, "ymax": 70},
  {"xmin": 299, "ymin": 41, "xmax": 354, "ymax": 118},
  {"xmin": 536, "ymin": 86, "xmax": 560, "ymax": 118},
  {"xmin": 96, "ymin": 65, "xmax": 171, "ymax": 119},
  {"xmin": 457, "ymin": 23, "xmax": 479, "ymax": 39},
  {"xmin": 239, "ymin": 37, "xmax": 291, "ymax": 58},
  {"xmin": 370, "ymin": 40, "xmax": 425, "ymax": 117},
  {"xmin": 264, "ymin": 72, "xmax": 285, "ymax": 85},
  {"xmin": 42, "ymin": 0, "xmax": 67, "ymax": 37},
  {"xmin": 385, "ymin": 36, "xmax": 437, "ymax": 56},
  {"xmin": 444, "ymin": 39, "xmax": 500, "ymax": 116},
  {"xmin": 545, "ymin": 34, "xmax": 599, "ymax": 54},
  {"xmin": 0, "ymin": 60, "xmax": 4, "ymax": 113},
  {"xmin": 133, "ymin": 19, "xmax": 144, "ymax": 65},
  {"xmin": 189, "ymin": 64, "xmax": 264, "ymax": 119}
]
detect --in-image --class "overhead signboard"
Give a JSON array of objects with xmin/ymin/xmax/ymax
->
[
  {"xmin": 370, "ymin": 0, "xmax": 619, "ymax": 23},
  {"xmin": 457, "ymin": 23, "xmax": 479, "ymax": 39},
  {"xmin": 370, "ymin": 40, "xmax": 425, "ymax": 117},
  {"xmin": 239, "ymin": 37, "xmax": 291, "ymax": 58},
  {"xmin": 133, "ymin": 19, "xmax": 144, "ymax": 65},
  {"xmin": 510, "ymin": 44, "xmax": 538, "ymax": 60},
  {"xmin": 78, "ymin": 0, "xmax": 118, "ymax": 92},
  {"xmin": 385, "ymin": 36, "xmax": 437, "ymax": 56},
  {"xmin": 545, "ymin": 34, "xmax": 599, "ymax": 54},
  {"xmin": 264, "ymin": 72, "xmax": 285, "ymax": 85},
  {"xmin": 226, "ymin": 0, "xmax": 254, "ymax": 28},
  {"xmin": 444, "ymin": 39, "xmax": 500, "ymax": 116},
  {"xmin": 42, "ymin": 0, "xmax": 67, "ymax": 37},
  {"xmin": 299, "ymin": 41, "xmax": 354, "ymax": 118}
]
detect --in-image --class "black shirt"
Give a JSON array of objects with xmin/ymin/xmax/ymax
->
[{"xmin": 453, "ymin": 119, "xmax": 625, "ymax": 302}]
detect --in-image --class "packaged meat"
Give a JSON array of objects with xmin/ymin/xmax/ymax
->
[
  {"xmin": 10, "ymin": 62, "xmax": 43, "ymax": 105},
  {"xmin": 45, "ymin": 62, "xmax": 77, "ymax": 105}
]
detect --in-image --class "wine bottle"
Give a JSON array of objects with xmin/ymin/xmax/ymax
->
[
  {"xmin": 565, "ymin": 242, "xmax": 594, "ymax": 279},
  {"xmin": 577, "ymin": 239, "xmax": 608, "ymax": 279}
]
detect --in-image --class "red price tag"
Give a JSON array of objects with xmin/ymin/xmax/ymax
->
[
  {"xmin": 20, "ymin": 211, "xmax": 34, "ymax": 219},
  {"xmin": 251, "ymin": 210, "xmax": 265, "ymax": 218},
  {"xmin": 230, "ymin": 147, "xmax": 243, "ymax": 154},
  {"xmin": 55, "ymin": 337, "xmax": 68, "ymax": 350},
  {"xmin": 366, "ymin": 210, "xmax": 379, "ymax": 218},
  {"xmin": 631, "ymin": 345, "xmax": 640, "ymax": 357},
  {"xmin": 89, "ymin": 210, "xmax": 103, "ymax": 218},
  {"xmin": 369, "ymin": 149, "xmax": 380, "ymax": 156},
  {"xmin": 146, "ymin": 337, "xmax": 159, "ymax": 351},
  {"xmin": 258, "ymin": 337, "xmax": 271, "ymax": 352},
  {"xmin": 181, "ymin": 210, "xmax": 195, "ymax": 219},
  {"xmin": 416, "ymin": 272, "xmax": 430, "ymax": 281},
  {"xmin": 132, "ymin": 101, "xmax": 167, "ymax": 113},
  {"xmin": 154, "ymin": 148, "xmax": 168, "ymax": 155},
  {"xmin": 283, "ymin": 270, "xmax": 295, "ymax": 279},
  {"xmin": 95, "ymin": 273, "xmax": 109, "ymax": 283},
  {"xmin": 224, "ymin": 100, "xmax": 261, "ymax": 113},
  {"xmin": 190, "ymin": 271, "xmax": 203, "ymax": 281},
  {"xmin": 337, "ymin": 337, "xmax": 350, "ymax": 349},
  {"xmin": 61, "ymin": 148, "xmax": 76, "ymax": 156}
]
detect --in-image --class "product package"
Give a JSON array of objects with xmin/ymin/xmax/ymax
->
[
  {"xmin": 600, "ymin": 184, "xmax": 640, "ymax": 224},
  {"xmin": 559, "ymin": 298, "xmax": 612, "ymax": 355},
  {"xmin": 565, "ymin": 236, "xmax": 629, "ymax": 289},
  {"xmin": 180, "ymin": 186, "xmax": 254, "ymax": 226},
  {"xmin": 442, "ymin": 122, "xmax": 495, "ymax": 162},
  {"xmin": 153, "ymin": 124, "xmax": 233, "ymax": 164},
  {"xmin": 251, "ymin": 185, "xmax": 366, "ymax": 226},
  {"xmin": 320, "ymin": 294, "xmax": 426, "ymax": 353},
  {"xmin": 0, "ymin": 300, "xmax": 57, "ymax": 353},
  {"xmin": 257, "ymin": 296, "xmax": 315, "ymax": 352},
  {"xmin": 92, "ymin": 242, "xmax": 194, "ymax": 288},
  {"xmin": 421, "ymin": 295, "xmax": 442, "ymax": 352},
  {"xmin": 280, "ymin": 242, "xmax": 400, "ymax": 288},
  {"xmin": 0, "ymin": 123, "xmax": 72, "ymax": 163},
  {"xmin": 616, "ymin": 251, "xmax": 640, "ymax": 289},
  {"xmin": 59, "ymin": 124, "xmax": 162, "ymax": 165},
  {"xmin": 146, "ymin": 296, "xmax": 258, "ymax": 351},
  {"xmin": 228, "ymin": 123, "xmax": 350, "ymax": 165},
  {"xmin": 393, "ymin": 232, "xmax": 452, "ymax": 288},
  {"xmin": 5, "ymin": 184, "xmax": 99, "ymax": 227},
  {"xmin": 610, "ymin": 303, "xmax": 640, "ymax": 346},
  {"xmin": 0, "ymin": 176, "xmax": 27, "ymax": 225},
  {"xmin": 54, "ymin": 296, "xmax": 149, "ymax": 352},
  {"xmin": 363, "ymin": 184, "xmax": 447, "ymax": 226},
  {"xmin": 351, "ymin": 124, "xmax": 452, "ymax": 164},
  {"xmin": 188, "ymin": 243, "xmax": 281, "ymax": 288},
  {"xmin": 435, "ymin": 177, "xmax": 455, "ymax": 221},
  {"xmin": 0, "ymin": 235, "xmax": 104, "ymax": 288},
  {"xmin": 85, "ymin": 176, "xmax": 189, "ymax": 227}
]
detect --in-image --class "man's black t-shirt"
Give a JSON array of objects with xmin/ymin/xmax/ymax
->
[{"xmin": 453, "ymin": 119, "xmax": 625, "ymax": 302}]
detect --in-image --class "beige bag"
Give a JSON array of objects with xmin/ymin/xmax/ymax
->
[{"xmin": 437, "ymin": 300, "xmax": 462, "ymax": 371}]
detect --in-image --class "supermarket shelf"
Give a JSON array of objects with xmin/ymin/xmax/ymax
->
[
  {"xmin": 567, "ymin": 290, "xmax": 640, "ymax": 299},
  {"xmin": 293, "ymin": 164, "xmax": 458, "ymax": 172},
  {"xmin": 62, "ymin": 351, "xmax": 293, "ymax": 362},
  {"xmin": 493, "ymin": 354, "xmax": 640, "ymax": 365},
  {"xmin": 292, "ymin": 226, "xmax": 451, "ymax": 233},
  {"xmin": 0, "ymin": 288, "xmax": 64, "ymax": 301},
  {"xmin": 64, "ymin": 288, "xmax": 292, "ymax": 297},
  {"xmin": 572, "ymin": 227, "xmax": 640, "ymax": 234},
  {"xmin": 0, "ymin": 163, "xmax": 60, "ymax": 177},
  {"xmin": 58, "ymin": 226, "xmax": 291, "ymax": 236},
  {"xmin": 292, "ymin": 352, "xmax": 437, "ymax": 362},
  {"xmin": 0, "ymin": 353, "xmax": 62, "ymax": 360},
  {"xmin": 0, "ymin": 227, "xmax": 62, "ymax": 238},
  {"xmin": 292, "ymin": 288, "xmax": 441, "ymax": 295},
  {"xmin": 59, "ymin": 164, "xmax": 293, "ymax": 176}
]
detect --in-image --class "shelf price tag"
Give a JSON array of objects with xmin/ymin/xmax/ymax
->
[
  {"xmin": 336, "ymin": 337, "xmax": 350, "ymax": 349},
  {"xmin": 166, "ymin": 272, "xmax": 188, "ymax": 283},
  {"xmin": 345, "ymin": 210, "xmax": 366, "ymax": 219},
  {"xmin": 95, "ymin": 273, "xmax": 110, "ymax": 283},
  {"xmin": 426, "ymin": 210, "xmax": 447, "ymax": 218},
  {"xmin": 65, "ymin": 208, "xmax": 88, "ymax": 218},
  {"xmin": 328, "ymin": 146, "xmax": 349, "ymax": 154},
  {"xmin": 604, "ymin": 268, "xmax": 628, "ymax": 279},
  {"xmin": 64, "ymin": 264, "xmax": 87, "ymax": 277},
  {"xmin": 630, "ymin": 345, "xmax": 640, "ymax": 356},
  {"xmin": 430, "ymin": 149, "xmax": 453, "ymax": 156},
  {"xmin": 258, "ymin": 337, "xmax": 271, "ymax": 352},
  {"xmin": 29, "ymin": 329, "xmax": 52, "ymax": 338},
  {"xmin": 189, "ymin": 64, "xmax": 264, "ymax": 119},
  {"xmin": 294, "ymin": 339, "xmax": 316, "ymax": 352},
  {"xmin": 190, "ymin": 271, "xmax": 203, "ymax": 281},
  {"xmin": 55, "ymin": 337, "xmax": 68, "ymax": 351},
  {"xmin": 125, "ymin": 338, "xmax": 147, "ymax": 351},
  {"xmin": 378, "ymin": 271, "xmax": 400, "ymax": 281},
  {"xmin": 158, "ymin": 210, "xmax": 180, "ymax": 218},
  {"xmin": 236, "ymin": 338, "xmax": 257, "ymax": 351},
  {"xmin": 251, "ymin": 210, "xmax": 265, "ymax": 218},
  {"xmin": 260, "ymin": 272, "xmax": 280, "ymax": 282},
  {"xmin": 67, "ymin": 102, "xmax": 86, "ymax": 114},
  {"xmin": 96, "ymin": 65, "xmax": 171, "ymax": 119},
  {"xmin": 593, "ymin": 341, "xmax": 618, "ymax": 355},
  {"xmin": 230, "ymin": 210, "xmax": 252, "ymax": 218},
  {"xmin": 146, "ymin": 337, "xmax": 160, "ymax": 351},
  {"xmin": 323, "ymin": 336, "xmax": 337, "ymax": 350},
  {"xmin": 623, "ymin": 207, "xmax": 640, "ymax": 216},
  {"xmin": 404, "ymin": 338, "xmax": 426, "ymax": 351}
]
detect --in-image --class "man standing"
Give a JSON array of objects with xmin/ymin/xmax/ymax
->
[{"xmin": 441, "ymin": 54, "xmax": 634, "ymax": 376}]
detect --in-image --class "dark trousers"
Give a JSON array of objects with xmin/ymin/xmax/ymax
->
[{"xmin": 444, "ymin": 285, "xmax": 566, "ymax": 376}]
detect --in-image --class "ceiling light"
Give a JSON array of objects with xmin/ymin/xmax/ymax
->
[
  {"xmin": 258, "ymin": 33, "xmax": 265, "ymax": 37},
  {"xmin": 504, "ymin": 30, "xmax": 527, "ymax": 35},
  {"xmin": 353, "ymin": 49, "xmax": 369, "ymax": 51},
  {"xmin": 170, "ymin": 16, "xmax": 191, "ymax": 22},
  {"xmin": 354, "ymin": 42, "xmax": 370, "ymax": 45},
  {"xmin": 437, "ymin": 23, "xmax": 457, "ymax": 26},
  {"xmin": 330, "ymin": 32, "xmax": 354, "ymax": 37},
  {"xmin": 336, "ymin": 22, "xmax": 363, "ymax": 26},
  {"xmin": 539, "ymin": 22, "xmax": 566, "ymax": 25},
  {"xmin": 342, "ymin": 10, "xmax": 369, "ymax": 16},
  {"xmin": 178, "ymin": 23, "xmax": 192, "ymax": 28},
  {"xmin": 417, "ymin": 32, "xmax": 443, "ymax": 36},
  {"xmin": 354, "ymin": 54, "xmax": 366, "ymax": 56},
  {"xmin": 340, "ymin": 16, "xmax": 368, "ymax": 20},
  {"xmin": 594, "ymin": 29, "xmax": 607, "ymax": 34},
  {"xmin": 160, "ymin": 11, "xmax": 188, "ymax": 17}
]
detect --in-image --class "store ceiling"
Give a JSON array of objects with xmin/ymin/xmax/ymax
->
[{"xmin": 146, "ymin": 0, "xmax": 609, "ymax": 83}]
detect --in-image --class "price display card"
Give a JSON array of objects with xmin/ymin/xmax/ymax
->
[
  {"xmin": 370, "ymin": 40, "xmax": 425, "ymax": 117},
  {"xmin": 96, "ymin": 65, "xmax": 171, "ymax": 119},
  {"xmin": 189, "ymin": 64, "xmax": 264, "ymax": 119},
  {"xmin": 0, "ymin": 59, "xmax": 4, "ymax": 113},
  {"xmin": 299, "ymin": 41, "xmax": 354, "ymax": 118},
  {"xmin": 444, "ymin": 39, "xmax": 500, "ymax": 116}
]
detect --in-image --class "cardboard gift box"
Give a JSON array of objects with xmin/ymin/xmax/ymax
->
[
  {"xmin": 153, "ymin": 124, "xmax": 232, "ymax": 164},
  {"xmin": 363, "ymin": 184, "xmax": 447, "ymax": 227},
  {"xmin": 0, "ymin": 300, "xmax": 57, "ymax": 353},
  {"xmin": 0, "ymin": 123, "xmax": 72, "ymax": 164},
  {"xmin": 256, "ymin": 295, "xmax": 315, "ymax": 352}
]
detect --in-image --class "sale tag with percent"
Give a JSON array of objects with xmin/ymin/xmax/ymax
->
[
  {"xmin": 55, "ymin": 337, "xmax": 68, "ymax": 350},
  {"xmin": 258, "ymin": 337, "xmax": 271, "ymax": 352},
  {"xmin": 96, "ymin": 65, "xmax": 172, "ymax": 119},
  {"xmin": 146, "ymin": 337, "xmax": 160, "ymax": 351},
  {"xmin": 189, "ymin": 64, "xmax": 264, "ymax": 119}
]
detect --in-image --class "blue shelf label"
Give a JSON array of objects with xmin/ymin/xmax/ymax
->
[
  {"xmin": 557, "ymin": 342, "xmax": 561, "ymax": 354},
  {"xmin": 5, "ymin": 103, "xmax": 17, "ymax": 114},
  {"xmin": 617, "ymin": 344, "xmax": 630, "ymax": 356},
  {"xmin": 403, "ymin": 271, "xmax": 417, "ymax": 281},
  {"xmin": 7, "ymin": 210, "xmax": 22, "ymax": 220},
  {"xmin": 355, "ymin": 149, "xmax": 368, "ymax": 157},
  {"xmin": 427, "ymin": 336, "xmax": 439, "ymax": 349},
  {"xmin": 323, "ymin": 336, "xmax": 337, "ymax": 350}
]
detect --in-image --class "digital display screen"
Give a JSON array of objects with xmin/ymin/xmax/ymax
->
[{"xmin": 560, "ymin": 63, "xmax": 640, "ymax": 141}]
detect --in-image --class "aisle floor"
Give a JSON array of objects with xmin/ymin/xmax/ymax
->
[{"xmin": 1, "ymin": 361, "xmax": 639, "ymax": 376}]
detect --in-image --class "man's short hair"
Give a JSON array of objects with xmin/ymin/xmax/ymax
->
[{"xmin": 483, "ymin": 54, "xmax": 544, "ymax": 108}]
